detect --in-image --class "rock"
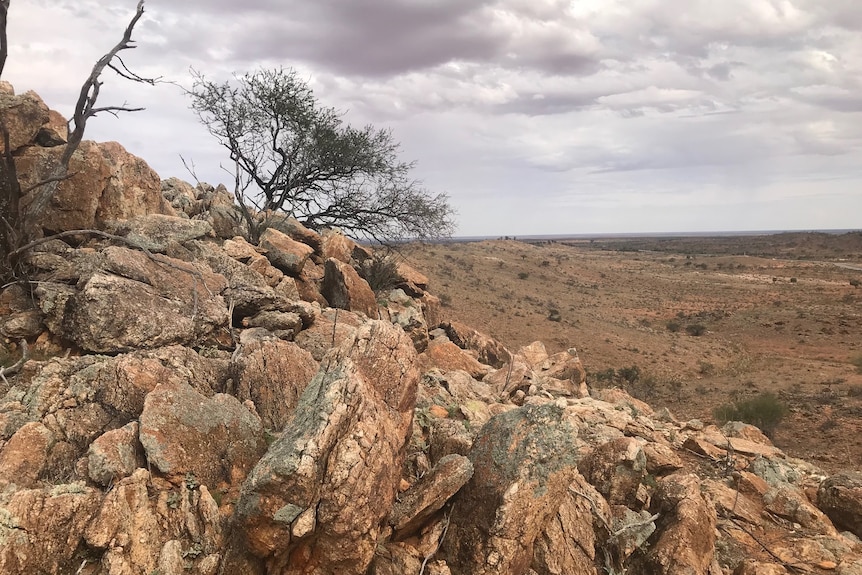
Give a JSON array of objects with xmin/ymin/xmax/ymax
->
[
  {"xmin": 396, "ymin": 261, "xmax": 429, "ymax": 291},
  {"xmin": 532, "ymin": 473, "xmax": 609, "ymax": 575},
  {"xmin": 384, "ymin": 288, "xmax": 429, "ymax": 351},
  {"xmin": 390, "ymin": 454, "xmax": 474, "ymax": 537},
  {"xmin": 442, "ymin": 321, "xmax": 511, "ymax": 368},
  {"xmin": 634, "ymin": 473, "xmax": 716, "ymax": 575},
  {"xmin": 264, "ymin": 215, "xmax": 322, "ymax": 252},
  {"xmin": 88, "ymin": 421, "xmax": 145, "ymax": 486},
  {"xmin": 765, "ymin": 484, "xmax": 837, "ymax": 534},
  {"xmin": 161, "ymin": 177, "xmax": 200, "ymax": 216},
  {"xmin": 320, "ymin": 229, "xmax": 357, "ymax": 263},
  {"xmin": 139, "ymin": 381, "xmax": 267, "ymax": 487},
  {"xmin": 322, "ymin": 257, "xmax": 379, "ymax": 318},
  {"xmin": 0, "ymin": 483, "xmax": 102, "ymax": 575},
  {"xmin": 224, "ymin": 236, "xmax": 262, "ymax": 261},
  {"xmin": 642, "ymin": 443, "xmax": 684, "ymax": 475},
  {"xmin": 369, "ymin": 543, "xmax": 424, "ymax": 575},
  {"xmin": 419, "ymin": 339, "xmax": 493, "ymax": 380},
  {"xmin": 235, "ymin": 321, "xmax": 419, "ymax": 574},
  {"xmin": 578, "ymin": 437, "xmax": 648, "ymax": 507},
  {"xmin": 241, "ymin": 310, "xmax": 303, "ymax": 338},
  {"xmin": 36, "ymin": 109, "xmax": 69, "ymax": 146},
  {"xmin": 105, "ymin": 213, "xmax": 214, "ymax": 252},
  {"xmin": 818, "ymin": 472, "xmax": 862, "ymax": 538},
  {"xmin": 259, "ymin": 227, "xmax": 315, "ymax": 275},
  {"xmin": 232, "ymin": 339, "xmax": 319, "ymax": 430},
  {"xmin": 444, "ymin": 403, "xmax": 581, "ymax": 575},
  {"xmin": 0, "ymin": 89, "xmax": 50, "ymax": 153},
  {"xmin": 294, "ymin": 307, "xmax": 363, "ymax": 361},
  {"xmin": 519, "ymin": 341, "xmax": 550, "ymax": 368},
  {"xmin": 535, "ymin": 348, "xmax": 588, "ymax": 398},
  {"xmin": 0, "ymin": 421, "xmax": 55, "ymax": 488},
  {"xmin": 428, "ymin": 417, "xmax": 474, "ymax": 464},
  {"xmin": 0, "ymin": 309, "xmax": 44, "ymax": 339},
  {"xmin": 16, "ymin": 140, "xmax": 175, "ymax": 234}
]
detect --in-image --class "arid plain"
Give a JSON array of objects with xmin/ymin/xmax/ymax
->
[{"xmin": 402, "ymin": 232, "xmax": 862, "ymax": 472}]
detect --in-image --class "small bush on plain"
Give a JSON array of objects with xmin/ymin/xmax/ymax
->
[{"xmin": 713, "ymin": 392, "xmax": 787, "ymax": 437}]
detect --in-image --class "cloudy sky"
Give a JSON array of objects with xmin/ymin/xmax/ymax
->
[{"xmin": 5, "ymin": 0, "xmax": 861, "ymax": 237}]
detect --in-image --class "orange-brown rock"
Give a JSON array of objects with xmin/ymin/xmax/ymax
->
[
  {"xmin": 320, "ymin": 229, "xmax": 357, "ymax": 263},
  {"xmin": 818, "ymin": 471, "xmax": 862, "ymax": 538},
  {"xmin": 442, "ymin": 321, "xmax": 511, "ymax": 368},
  {"xmin": 16, "ymin": 140, "xmax": 175, "ymax": 234},
  {"xmin": 322, "ymin": 257, "xmax": 379, "ymax": 318},
  {"xmin": 0, "ymin": 89, "xmax": 50, "ymax": 153},
  {"xmin": 444, "ymin": 403, "xmax": 581, "ymax": 575},
  {"xmin": 259, "ymin": 227, "xmax": 315, "ymax": 275},
  {"xmin": 578, "ymin": 437, "xmax": 648, "ymax": 507},
  {"xmin": 233, "ymin": 321, "xmax": 419, "ymax": 574},
  {"xmin": 87, "ymin": 421, "xmax": 145, "ymax": 486},
  {"xmin": 0, "ymin": 421, "xmax": 55, "ymax": 488},
  {"xmin": 419, "ymin": 339, "xmax": 492, "ymax": 380},
  {"xmin": 232, "ymin": 339, "xmax": 319, "ymax": 430}
]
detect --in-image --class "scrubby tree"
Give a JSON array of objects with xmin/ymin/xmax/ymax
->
[{"xmin": 188, "ymin": 67, "xmax": 455, "ymax": 243}]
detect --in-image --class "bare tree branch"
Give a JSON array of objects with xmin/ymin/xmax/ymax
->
[{"xmin": 21, "ymin": 0, "xmax": 154, "ymax": 241}]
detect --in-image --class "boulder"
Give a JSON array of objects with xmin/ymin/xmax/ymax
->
[
  {"xmin": 0, "ymin": 421, "xmax": 55, "ymax": 488},
  {"xmin": 818, "ymin": 471, "xmax": 862, "ymax": 537},
  {"xmin": 294, "ymin": 307, "xmax": 363, "ymax": 361},
  {"xmin": 320, "ymin": 229, "xmax": 357, "ymax": 263},
  {"xmin": 105, "ymin": 213, "xmax": 214, "ymax": 252},
  {"xmin": 633, "ymin": 473, "xmax": 716, "ymax": 575},
  {"xmin": 0, "ymin": 89, "xmax": 50, "ymax": 153},
  {"xmin": 234, "ymin": 321, "xmax": 419, "ymax": 574},
  {"xmin": 139, "ymin": 381, "xmax": 267, "ymax": 488},
  {"xmin": 578, "ymin": 437, "xmax": 648, "ymax": 508},
  {"xmin": 442, "ymin": 321, "xmax": 511, "ymax": 368},
  {"xmin": 443, "ymin": 403, "xmax": 581, "ymax": 575},
  {"xmin": 87, "ymin": 421, "xmax": 145, "ymax": 486},
  {"xmin": 390, "ymin": 454, "xmax": 474, "ymax": 537},
  {"xmin": 50, "ymin": 247, "xmax": 229, "ymax": 353},
  {"xmin": 322, "ymin": 257, "xmax": 379, "ymax": 318},
  {"xmin": 264, "ymin": 216, "xmax": 322, "ymax": 252},
  {"xmin": 0, "ymin": 484, "xmax": 103, "ymax": 575},
  {"xmin": 384, "ymin": 288, "xmax": 430, "ymax": 351},
  {"xmin": 419, "ymin": 339, "xmax": 493, "ymax": 380},
  {"xmin": 232, "ymin": 340, "xmax": 319, "ymax": 430},
  {"xmin": 259, "ymin": 227, "xmax": 315, "ymax": 275},
  {"xmin": 16, "ymin": 140, "xmax": 175, "ymax": 234}
]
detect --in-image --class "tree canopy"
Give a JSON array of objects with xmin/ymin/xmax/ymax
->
[{"xmin": 188, "ymin": 67, "xmax": 455, "ymax": 243}]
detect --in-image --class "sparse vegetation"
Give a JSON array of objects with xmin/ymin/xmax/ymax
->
[
  {"xmin": 685, "ymin": 323, "xmax": 707, "ymax": 336},
  {"xmin": 359, "ymin": 253, "xmax": 401, "ymax": 295},
  {"xmin": 517, "ymin": 272, "xmax": 529, "ymax": 280},
  {"xmin": 713, "ymin": 392, "xmax": 787, "ymax": 437},
  {"xmin": 851, "ymin": 354, "xmax": 862, "ymax": 375}
]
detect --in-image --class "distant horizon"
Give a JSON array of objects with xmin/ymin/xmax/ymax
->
[{"xmin": 441, "ymin": 228, "xmax": 862, "ymax": 243}]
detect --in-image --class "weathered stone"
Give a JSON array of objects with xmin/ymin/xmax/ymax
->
[
  {"xmin": 0, "ymin": 309, "xmax": 44, "ymax": 339},
  {"xmin": 385, "ymin": 288, "xmax": 430, "ymax": 352},
  {"xmin": 241, "ymin": 310, "xmax": 303, "ymax": 338},
  {"xmin": 232, "ymin": 339, "xmax": 319, "ymax": 430},
  {"xmin": 320, "ymin": 229, "xmax": 357, "ymax": 263},
  {"xmin": 0, "ymin": 421, "xmax": 54, "ymax": 488},
  {"xmin": 322, "ymin": 257, "xmax": 379, "ymax": 318},
  {"xmin": 139, "ymin": 381, "xmax": 267, "ymax": 487},
  {"xmin": 264, "ymin": 216, "xmax": 321, "ymax": 252},
  {"xmin": 419, "ymin": 339, "xmax": 492, "ymax": 380},
  {"xmin": 390, "ymin": 454, "xmax": 474, "ymax": 537},
  {"xmin": 369, "ymin": 543, "xmax": 424, "ymax": 575},
  {"xmin": 88, "ymin": 421, "xmax": 145, "ymax": 486},
  {"xmin": 536, "ymin": 348, "xmax": 588, "ymax": 398},
  {"xmin": 293, "ymin": 308, "xmax": 363, "ymax": 361},
  {"xmin": 259, "ymin": 227, "xmax": 315, "ymax": 275},
  {"xmin": 442, "ymin": 321, "xmax": 511, "ymax": 368},
  {"xmin": 532, "ymin": 473, "xmax": 608, "ymax": 575},
  {"xmin": 0, "ymin": 484, "xmax": 102, "ymax": 575},
  {"xmin": 765, "ymin": 485, "xmax": 837, "ymax": 534},
  {"xmin": 105, "ymin": 213, "xmax": 214, "ymax": 252},
  {"xmin": 634, "ymin": 473, "xmax": 716, "ymax": 575},
  {"xmin": 641, "ymin": 442, "xmax": 684, "ymax": 475},
  {"xmin": 36, "ymin": 109, "xmax": 69, "ymax": 146},
  {"xmin": 444, "ymin": 403, "xmax": 581, "ymax": 575},
  {"xmin": 818, "ymin": 472, "xmax": 862, "ymax": 538},
  {"xmin": 16, "ymin": 140, "xmax": 174, "ymax": 234},
  {"xmin": 578, "ymin": 437, "xmax": 648, "ymax": 507},
  {"xmin": 235, "ymin": 321, "xmax": 419, "ymax": 574},
  {"xmin": 0, "ymin": 89, "xmax": 50, "ymax": 153}
]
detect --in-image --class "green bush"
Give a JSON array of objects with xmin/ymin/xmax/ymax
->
[
  {"xmin": 713, "ymin": 392, "xmax": 787, "ymax": 437},
  {"xmin": 851, "ymin": 355, "xmax": 862, "ymax": 375},
  {"xmin": 666, "ymin": 320, "xmax": 681, "ymax": 333},
  {"xmin": 359, "ymin": 254, "xmax": 401, "ymax": 294}
]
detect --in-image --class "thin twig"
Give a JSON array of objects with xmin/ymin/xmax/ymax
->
[
  {"xmin": 419, "ymin": 503, "xmax": 453, "ymax": 575},
  {"xmin": 722, "ymin": 519, "xmax": 809, "ymax": 573},
  {"xmin": 0, "ymin": 339, "xmax": 28, "ymax": 384}
]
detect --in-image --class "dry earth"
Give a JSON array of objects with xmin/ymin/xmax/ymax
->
[{"xmin": 401, "ymin": 232, "xmax": 862, "ymax": 473}]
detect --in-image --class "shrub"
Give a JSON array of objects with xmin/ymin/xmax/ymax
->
[
  {"xmin": 517, "ymin": 272, "xmax": 529, "ymax": 280},
  {"xmin": 850, "ymin": 278, "xmax": 860, "ymax": 288},
  {"xmin": 713, "ymin": 392, "xmax": 787, "ymax": 437},
  {"xmin": 547, "ymin": 308, "xmax": 562, "ymax": 322},
  {"xmin": 359, "ymin": 254, "xmax": 401, "ymax": 294},
  {"xmin": 790, "ymin": 277, "xmax": 797, "ymax": 283},
  {"xmin": 851, "ymin": 355, "xmax": 862, "ymax": 375},
  {"xmin": 686, "ymin": 323, "xmax": 707, "ymax": 336},
  {"xmin": 666, "ymin": 320, "xmax": 681, "ymax": 333}
]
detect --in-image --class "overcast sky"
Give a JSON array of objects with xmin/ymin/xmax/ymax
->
[{"xmin": 5, "ymin": 0, "xmax": 861, "ymax": 237}]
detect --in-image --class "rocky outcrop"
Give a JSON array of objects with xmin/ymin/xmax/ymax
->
[
  {"xmin": 443, "ymin": 403, "xmax": 581, "ymax": 575},
  {"xmin": 232, "ymin": 321, "xmax": 419, "ymax": 574}
]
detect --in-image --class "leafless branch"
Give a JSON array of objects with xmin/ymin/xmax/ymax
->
[
  {"xmin": 20, "ymin": 172, "xmax": 77, "ymax": 195},
  {"xmin": 0, "ymin": 339, "xmax": 27, "ymax": 384},
  {"xmin": 0, "ymin": 0, "xmax": 8, "ymax": 78}
]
